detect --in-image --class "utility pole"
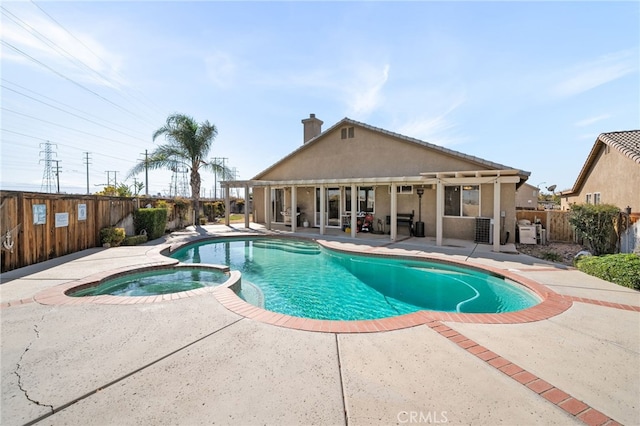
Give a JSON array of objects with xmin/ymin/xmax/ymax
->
[
  {"xmin": 144, "ymin": 150, "xmax": 149, "ymax": 196},
  {"xmin": 83, "ymin": 152, "xmax": 91, "ymax": 194},
  {"xmin": 54, "ymin": 160, "xmax": 61, "ymax": 193},
  {"xmin": 231, "ymin": 167, "xmax": 240, "ymax": 198}
]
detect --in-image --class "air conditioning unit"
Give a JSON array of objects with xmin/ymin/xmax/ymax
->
[{"xmin": 475, "ymin": 217, "xmax": 493, "ymax": 244}]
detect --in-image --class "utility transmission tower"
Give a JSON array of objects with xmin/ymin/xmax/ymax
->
[
  {"xmin": 39, "ymin": 141, "xmax": 57, "ymax": 193},
  {"xmin": 211, "ymin": 157, "xmax": 228, "ymax": 199},
  {"xmin": 169, "ymin": 165, "xmax": 190, "ymax": 198},
  {"xmin": 230, "ymin": 167, "xmax": 240, "ymax": 198},
  {"xmin": 105, "ymin": 171, "xmax": 118, "ymax": 187},
  {"xmin": 178, "ymin": 166, "xmax": 189, "ymax": 197},
  {"xmin": 83, "ymin": 152, "xmax": 91, "ymax": 194}
]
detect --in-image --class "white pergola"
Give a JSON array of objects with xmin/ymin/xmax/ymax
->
[{"xmin": 221, "ymin": 169, "xmax": 522, "ymax": 252}]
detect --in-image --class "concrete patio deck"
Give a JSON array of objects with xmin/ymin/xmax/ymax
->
[{"xmin": 1, "ymin": 224, "xmax": 638, "ymax": 426}]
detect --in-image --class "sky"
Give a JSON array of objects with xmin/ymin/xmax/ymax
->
[{"xmin": 1, "ymin": 1, "xmax": 638, "ymax": 198}]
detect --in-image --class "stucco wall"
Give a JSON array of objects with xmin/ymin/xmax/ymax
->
[
  {"xmin": 258, "ymin": 125, "xmax": 489, "ymax": 180},
  {"xmin": 251, "ymin": 122, "xmax": 521, "ymax": 242},
  {"xmin": 562, "ymin": 146, "xmax": 640, "ymax": 212},
  {"xmin": 515, "ymin": 184, "xmax": 539, "ymax": 209}
]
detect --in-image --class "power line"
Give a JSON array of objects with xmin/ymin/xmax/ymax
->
[
  {"xmin": 1, "ymin": 78, "xmax": 150, "ymax": 139},
  {"xmin": 2, "ymin": 107, "xmax": 148, "ymax": 147},
  {"xmin": 1, "ymin": 40, "xmax": 158, "ymax": 127},
  {"xmin": 1, "ymin": 6, "xmax": 117, "ymax": 89},
  {"xmin": 1, "ymin": 83, "xmax": 150, "ymax": 140},
  {"xmin": 1, "ymin": 131, "xmax": 139, "ymax": 164},
  {"xmin": 29, "ymin": 0, "xmax": 166, "ymax": 117}
]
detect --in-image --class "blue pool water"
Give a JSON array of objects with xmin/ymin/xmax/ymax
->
[
  {"xmin": 70, "ymin": 267, "xmax": 229, "ymax": 297},
  {"xmin": 170, "ymin": 238, "xmax": 539, "ymax": 320}
]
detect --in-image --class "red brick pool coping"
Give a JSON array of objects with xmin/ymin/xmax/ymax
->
[
  {"xmin": 24, "ymin": 238, "xmax": 574, "ymax": 327},
  {"xmin": 6, "ymin": 239, "xmax": 638, "ymax": 426},
  {"xmin": 12, "ymin": 238, "xmax": 639, "ymax": 330}
]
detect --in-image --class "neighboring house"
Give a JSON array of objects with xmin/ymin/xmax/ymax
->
[
  {"xmin": 515, "ymin": 183, "xmax": 540, "ymax": 210},
  {"xmin": 560, "ymin": 130, "xmax": 640, "ymax": 213},
  {"xmin": 222, "ymin": 115, "xmax": 531, "ymax": 251}
]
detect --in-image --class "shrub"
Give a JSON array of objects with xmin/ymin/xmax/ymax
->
[
  {"xmin": 121, "ymin": 235, "xmax": 148, "ymax": 246},
  {"xmin": 576, "ymin": 253, "xmax": 640, "ymax": 290},
  {"xmin": 134, "ymin": 208, "xmax": 168, "ymax": 240},
  {"xmin": 99, "ymin": 227, "xmax": 125, "ymax": 246},
  {"xmin": 540, "ymin": 250, "xmax": 563, "ymax": 263},
  {"xmin": 203, "ymin": 201, "xmax": 225, "ymax": 221},
  {"xmin": 569, "ymin": 204, "xmax": 620, "ymax": 255},
  {"xmin": 155, "ymin": 200, "xmax": 172, "ymax": 212}
]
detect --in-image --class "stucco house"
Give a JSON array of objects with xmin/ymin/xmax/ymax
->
[
  {"xmin": 223, "ymin": 115, "xmax": 531, "ymax": 252},
  {"xmin": 560, "ymin": 130, "xmax": 640, "ymax": 213},
  {"xmin": 515, "ymin": 183, "xmax": 540, "ymax": 210}
]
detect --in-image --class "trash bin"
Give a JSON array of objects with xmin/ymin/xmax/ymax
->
[{"xmin": 414, "ymin": 221, "xmax": 425, "ymax": 238}]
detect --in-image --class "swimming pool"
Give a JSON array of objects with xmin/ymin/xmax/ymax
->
[{"xmin": 170, "ymin": 237, "xmax": 540, "ymax": 321}]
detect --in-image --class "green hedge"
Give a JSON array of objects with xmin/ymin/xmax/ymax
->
[
  {"xmin": 576, "ymin": 253, "xmax": 640, "ymax": 290},
  {"xmin": 133, "ymin": 208, "xmax": 168, "ymax": 240}
]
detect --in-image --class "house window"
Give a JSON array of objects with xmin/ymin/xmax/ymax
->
[
  {"xmin": 445, "ymin": 185, "xmax": 480, "ymax": 217},
  {"xmin": 390, "ymin": 185, "xmax": 413, "ymax": 194},
  {"xmin": 341, "ymin": 127, "xmax": 355, "ymax": 139},
  {"xmin": 345, "ymin": 187, "xmax": 375, "ymax": 213},
  {"xmin": 593, "ymin": 192, "xmax": 601, "ymax": 205},
  {"xmin": 585, "ymin": 193, "xmax": 592, "ymax": 204}
]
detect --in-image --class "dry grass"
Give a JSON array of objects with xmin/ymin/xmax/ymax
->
[{"xmin": 516, "ymin": 242, "xmax": 586, "ymax": 266}]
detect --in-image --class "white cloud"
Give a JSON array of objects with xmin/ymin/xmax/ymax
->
[
  {"xmin": 574, "ymin": 114, "xmax": 611, "ymax": 127},
  {"xmin": 345, "ymin": 63, "xmax": 390, "ymax": 117},
  {"xmin": 550, "ymin": 50, "xmax": 637, "ymax": 99},
  {"xmin": 204, "ymin": 52, "xmax": 236, "ymax": 88},
  {"xmin": 397, "ymin": 96, "xmax": 467, "ymax": 146}
]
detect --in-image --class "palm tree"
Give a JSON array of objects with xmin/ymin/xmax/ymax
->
[{"xmin": 128, "ymin": 113, "xmax": 231, "ymax": 221}]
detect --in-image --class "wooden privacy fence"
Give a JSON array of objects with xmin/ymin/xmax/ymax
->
[
  {"xmin": 0, "ymin": 191, "xmax": 188, "ymax": 273},
  {"xmin": 516, "ymin": 210, "xmax": 575, "ymax": 243}
]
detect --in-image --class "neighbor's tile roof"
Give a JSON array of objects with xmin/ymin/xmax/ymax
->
[
  {"xmin": 563, "ymin": 130, "xmax": 640, "ymax": 195},
  {"xmin": 599, "ymin": 130, "xmax": 640, "ymax": 163}
]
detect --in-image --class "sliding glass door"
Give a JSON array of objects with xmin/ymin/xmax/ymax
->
[{"xmin": 315, "ymin": 187, "xmax": 341, "ymax": 227}]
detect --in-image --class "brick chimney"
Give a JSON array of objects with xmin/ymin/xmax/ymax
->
[{"xmin": 301, "ymin": 113, "xmax": 323, "ymax": 144}]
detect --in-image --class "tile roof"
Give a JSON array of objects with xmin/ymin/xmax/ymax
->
[{"xmin": 599, "ymin": 130, "xmax": 640, "ymax": 164}]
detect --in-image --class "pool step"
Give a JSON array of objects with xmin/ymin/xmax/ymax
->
[{"xmin": 252, "ymin": 240, "xmax": 321, "ymax": 255}]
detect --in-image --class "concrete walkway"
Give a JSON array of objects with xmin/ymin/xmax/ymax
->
[{"xmin": 1, "ymin": 224, "xmax": 638, "ymax": 425}]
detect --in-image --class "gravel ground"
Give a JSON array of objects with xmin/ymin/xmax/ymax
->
[{"xmin": 516, "ymin": 242, "xmax": 587, "ymax": 266}]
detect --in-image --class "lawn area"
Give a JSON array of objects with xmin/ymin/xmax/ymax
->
[{"xmin": 229, "ymin": 213, "xmax": 252, "ymax": 223}]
